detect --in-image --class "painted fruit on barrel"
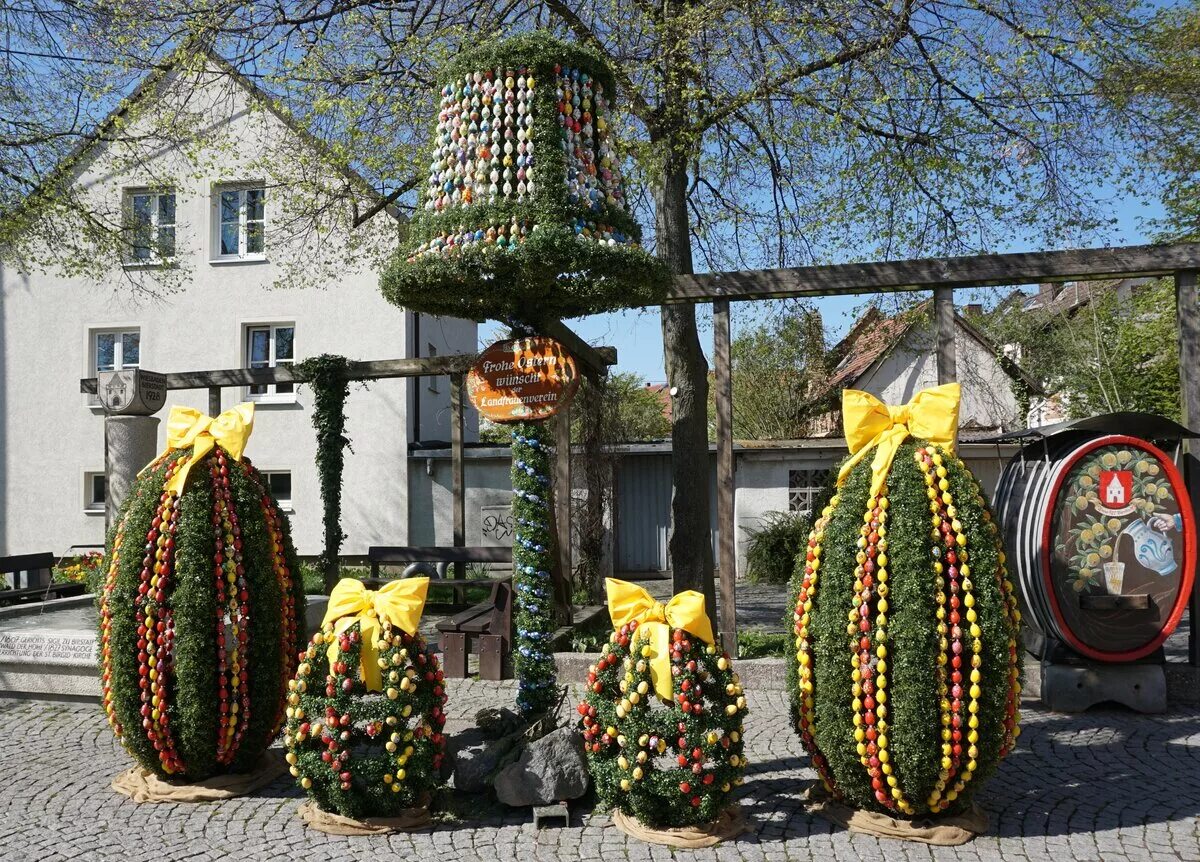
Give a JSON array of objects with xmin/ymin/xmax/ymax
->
[
  {"xmin": 98, "ymin": 408, "xmax": 306, "ymax": 779},
  {"xmin": 793, "ymin": 442, "xmax": 1022, "ymax": 816}
]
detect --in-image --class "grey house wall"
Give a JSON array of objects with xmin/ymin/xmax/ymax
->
[{"xmin": 409, "ymin": 442, "xmax": 1019, "ymax": 579}]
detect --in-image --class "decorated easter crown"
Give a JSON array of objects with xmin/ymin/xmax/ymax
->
[{"xmin": 380, "ymin": 32, "xmax": 669, "ymax": 322}]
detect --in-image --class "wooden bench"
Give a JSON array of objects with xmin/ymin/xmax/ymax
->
[
  {"xmin": 436, "ymin": 576, "xmax": 513, "ymax": 680},
  {"xmin": 0, "ymin": 553, "xmax": 87, "ymax": 605},
  {"xmin": 367, "ymin": 546, "xmax": 514, "ymax": 680}
]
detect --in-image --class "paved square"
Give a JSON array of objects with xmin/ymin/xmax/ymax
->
[{"xmin": 0, "ymin": 682, "xmax": 1197, "ymax": 861}]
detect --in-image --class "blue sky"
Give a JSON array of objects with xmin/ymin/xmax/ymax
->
[{"xmin": 552, "ymin": 191, "xmax": 1166, "ymax": 382}]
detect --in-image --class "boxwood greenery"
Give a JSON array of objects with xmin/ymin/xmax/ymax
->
[
  {"xmin": 792, "ymin": 442, "xmax": 1022, "ymax": 816},
  {"xmin": 379, "ymin": 31, "xmax": 669, "ymax": 322}
]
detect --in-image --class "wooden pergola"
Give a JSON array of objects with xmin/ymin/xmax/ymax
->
[
  {"xmin": 81, "ymin": 320, "xmax": 616, "ymax": 626},
  {"xmin": 664, "ymin": 241, "xmax": 1200, "ymax": 666}
]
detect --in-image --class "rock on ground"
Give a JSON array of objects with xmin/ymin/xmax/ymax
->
[{"xmin": 493, "ymin": 727, "xmax": 589, "ymax": 807}]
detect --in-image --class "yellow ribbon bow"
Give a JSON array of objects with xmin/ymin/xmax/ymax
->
[
  {"xmin": 605, "ymin": 578, "xmax": 715, "ymax": 701},
  {"xmin": 321, "ymin": 578, "xmax": 430, "ymax": 692},
  {"xmin": 148, "ymin": 403, "xmax": 256, "ymax": 496},
  {"xmin": 838, "ymin": 383, "xmax": 961, "ymax": 499}
]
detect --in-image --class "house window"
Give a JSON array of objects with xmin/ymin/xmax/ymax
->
[
  {"xmin": 246, "ymin": 324, "xmax": 294, "ymax": 399},
  {"xmin": 788, "ymin": 469, "xmax": 830, "ymax": 515},
  {"xmin": 214, "ymin": 184, "xmax": 265, "ymax": 259},
  {"xmin": 126, "ymin": 190, "xmax": 176, "ymax": 261},
  {"xmin": 84, "ymin": 472, "xmax": 106, "ymax": 513},
  {"xmin": 261, "ymin": 471, "xmax": 292, "ymax": 510},
  {"xmin": 427, "ymin": 343, "xmax": 439, "ymax": 393},
  {"xmin": 92, "ymin": 328, "xmax": 141, "ymax": 375}
]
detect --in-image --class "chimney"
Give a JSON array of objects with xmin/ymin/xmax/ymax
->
[
  {"xmin": 964, "ymin": 303, "xmax": 983, "ymax": 317},
  {"xmin": 1038, "ymin": 282, "xmax": 1057, "ymax": 299}
]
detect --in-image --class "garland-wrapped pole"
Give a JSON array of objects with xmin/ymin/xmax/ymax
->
[
  {"xmin": 511, "ymin": 422, "xmax": 558, "ymax": 716},
  {"xmin": 297, "ymin": 355, "xmax": 353, "ymax": 594}
]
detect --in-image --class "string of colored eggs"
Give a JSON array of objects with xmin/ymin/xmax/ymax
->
[
  {"xmin": 793, "ymin": 496, "xmax": 840, "ymax": 797},
  {"xmin": 965, "ymin": 471, "xmax": 1023, "ymax": 756},
  {"xmin": 210, "ymin": 449, "xmax": 251, "ymax": 764},
  {"xmin": 136, "ymin": 460, "xmax": 184, "ymax": 774},
  {"xmin": 850, "ymin": 489, "xmax": 915, "ymax": 814},
  {"xmin": 427, "ymin": 68, "xmax": 535, "ymax": 212},
  {"xmin": 556, "ymin": 65, "xmax": 624, "ymax": 211},
  {"xmin": 244, "ymin": 463, "xmax": 300, "ymax": 739},
  {"xmin": 100, "ymin": 521, "xmax": 126, "ymax": 739},
  {"xmin": 916, "ymin": 446, "xmax": 982, "ymax": 810},
  {"xmin": 511, "ymin": 424, "xmax": 558, "ymax": 716}
]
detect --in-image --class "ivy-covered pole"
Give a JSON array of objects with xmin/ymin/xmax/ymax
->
[
  {"xmin": 297, "ymin": 354, "xmax": 353, "ymax": 594},
  {"xmin": 511, "ymin": 422, "xmax": 558, "ymax": 716}
]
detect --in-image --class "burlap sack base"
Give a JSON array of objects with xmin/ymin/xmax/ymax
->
[
  {"xmin": 803, "ymin": 783, "xmax": 988, "ymax": 846},
  {"xmin": 611, "ymin": 805, "xmax": 746, "ymax": 848},
  {"xmin": 298, "ymin": 798, "xmax": 433, "ymax": 835},
  {"xmin": 111, "ymin": 750, "xmax": 288, "ymax": 804}
]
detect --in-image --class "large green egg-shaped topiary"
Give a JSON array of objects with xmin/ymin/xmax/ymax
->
[
  {"xmin": 792, "ymin": 387, "xmax": 1022, "ymax": 818},
  {"xmin": 379, "ymin": 32, "xmax": 669, "ymax": 322},
  {"xmin": 98, "ymin": 405, "xmax": 306, "ymax": 779}
]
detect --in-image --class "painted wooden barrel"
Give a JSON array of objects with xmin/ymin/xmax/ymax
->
[{"xmin": 994, "ymin": 433, "xmax": 1195, "ymax": 662}]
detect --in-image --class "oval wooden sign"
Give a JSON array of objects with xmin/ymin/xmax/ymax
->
[
  {"xmin": 1041, "ymin": 435, "xmax": 1196, "ymax": 662},
  {"xmin": 467, "ymin": 336, "xmax": 580, "ymax": 423}
]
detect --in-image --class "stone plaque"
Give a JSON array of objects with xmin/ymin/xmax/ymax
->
[{"xmin": 98, "ymin": 368, "xmax": 167, "ymax": 415}]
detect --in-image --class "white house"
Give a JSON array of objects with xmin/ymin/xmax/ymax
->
[
  {"xmin": 0, "ymin": 51, "xmax": 477, "ymax": 559},
  {"xmin": 812, "ymin": 302, "xmax": 1037, "ymax": 437}
]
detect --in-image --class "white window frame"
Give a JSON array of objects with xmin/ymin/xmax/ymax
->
[
  {"xmin": 88, "ymin": 326, "xmax": 142, "ymax": 406},
  {"xmin": 259, "ymin": 470, "xmax": 294, "ymax": 513},
  {"xmin": 212, "ymin": 182, "xmax": 266, "ymax": 262},
  {"xmin": 244, "ymin": 323, "xmax": 296, "ymax": 403},
  {"xmin": 124, "ymin": 188, "xmax": 177, "ymax": 265},
  {"xmin": 84, "ymin": 471, "xmax": 106, "ymax": 514}
]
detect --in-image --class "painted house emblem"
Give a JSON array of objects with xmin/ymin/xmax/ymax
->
[{"xmin": 1098, "ymin": 470, "xmax": 1135, "ymax": 516}]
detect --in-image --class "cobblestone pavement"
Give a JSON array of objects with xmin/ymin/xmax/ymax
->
[{"xmin": 1, "ymin": 682, "xmax": 1198, "ymax": 862}]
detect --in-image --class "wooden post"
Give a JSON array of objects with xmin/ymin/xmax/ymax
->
[
  {"xmin": 208, "ymin": 386, "xmax": 221, "ymax": 417},
  {"xmin": 554, "ymin": 405, "xmax": 574, "ymax": 626},
  {"xmin": 450, "ymin": 373, "xmax": 466, "ymax": 603},
  {"xmin": 713, "ymin": 300, "xmax": 737, "ymax": 656},
  {"xmin": 1175, "ymin": 271, "xmax": 1200, "ymax": 667},
  {"xmin": 934, "ymin": 286, "xmax": 957, "ymax": 384}
]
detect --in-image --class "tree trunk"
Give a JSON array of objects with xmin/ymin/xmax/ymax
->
[{"xmin": 656, "ymin": 159, "xmax": 716, "ymax": 620}]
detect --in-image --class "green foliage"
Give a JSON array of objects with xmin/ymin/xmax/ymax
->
[
  {"xmin": 100, "ymin": 447, "xmax": 306, "ymax": 780},
  {"xmin": 743, "ymin": 510, "xmax": 813, "ymax": 585},
  {"xmin": 735, "ymin": 629, "xmax": 791, "ymax": 659},
  {"xmin": 571, "ymin": 372, "xmax": 670, "ymax": 443},
  {"xmin": 1101, "ymin": 4, "xmax": 1200, "ymax": 242},
  {"xmin": 710, "ymin": 308, "xmax": 832, "ymax": 441},
  {"xmin": 980, "ymin": 280, "xmax": 1181, "ymax": 421},
  {"xmin": 578, "ymin": 625, "xmax": 746, "ymax": 828},
  {"xmin": 510, "ymin": 422, "xmax": 558, "ymax": 715},
  {"xmin": 297, "ymin": 354, "xmax": 354, "ymax": 593},
  {"xmin": 381, "ymin": 33, "xmax": 669, "ymax": 322},
  {"xmin": 287, "ymin": 620, "xmax": 446, "ymax": 818}
]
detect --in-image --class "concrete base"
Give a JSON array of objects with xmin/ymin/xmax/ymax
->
[
  {"xmin": 1038, "ymin": 659, "xmax": 1167, "ymax": 714},
  {"xmin": 0, "ymin": 594, "xmax": 329, "ymax": 701}
]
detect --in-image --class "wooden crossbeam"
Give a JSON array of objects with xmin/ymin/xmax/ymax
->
[
  {"xmin": 669, "ymin": 242, "xmax": 1200, "ymax": 302},
  {"xmin": 80, "ymin": 332, "xmax": 616, "ymax": 394}
]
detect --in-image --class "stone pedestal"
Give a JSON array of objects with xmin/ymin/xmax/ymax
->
[
  {"xmin": 104, "ymin": 415, "xmax": 160, "ymax": 527},
  {"xmin": 1040, "ymin": 659, "xmax": 1167, "ymax": 714}
]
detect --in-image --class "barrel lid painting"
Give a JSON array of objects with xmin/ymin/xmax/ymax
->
[
  {"xmin": 467, "ymin": 336, "xmax": 579, "ymax": 423},
  {"xmin": 1042, "ymin": 435, "xmax": 1195, "ymax": 661}
]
